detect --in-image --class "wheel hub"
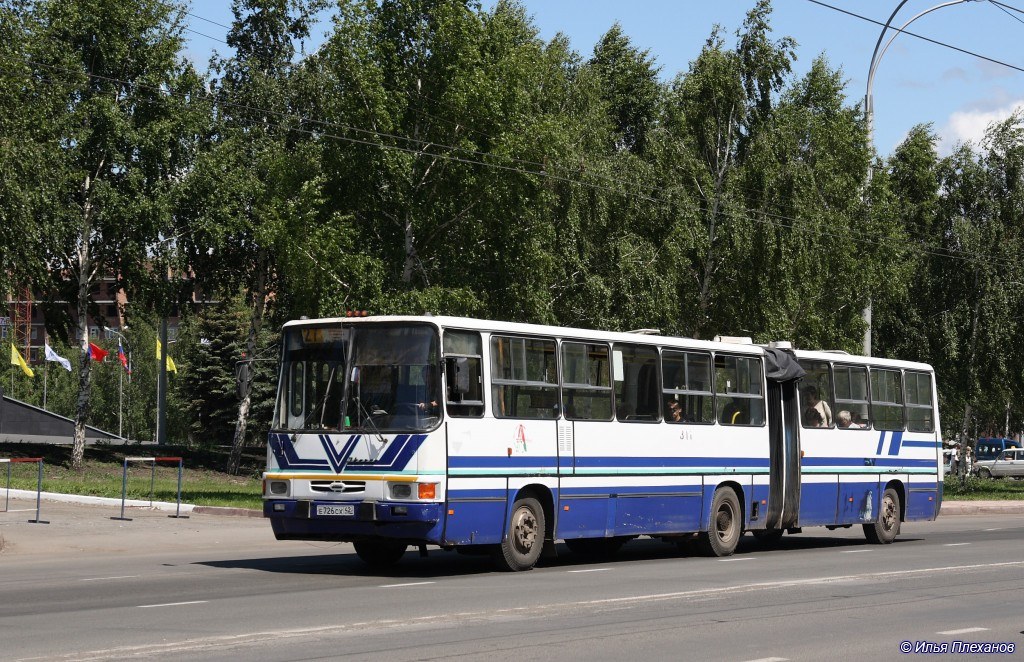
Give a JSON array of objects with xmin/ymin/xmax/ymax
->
[{"xmin": 512, "ymin": 507, "xmax": 537, "ymax": 553}]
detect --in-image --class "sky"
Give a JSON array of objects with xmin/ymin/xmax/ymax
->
[{"xmin": 180, "ymin": 0, "xmax": 1024, "ymax": 157}]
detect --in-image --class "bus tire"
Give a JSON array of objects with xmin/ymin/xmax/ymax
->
[
  {"xmin": 493, "ymin": 496, "xmax": 545, "ymax": 571},
  {"xmin": 863, "ymin": 487, "xmax": 900, "ymax": 544},
  {"xmin": 699, "ymin": 488, "xmax": 742, "ymax": 557},
  {"xmin": 353, "ymin": 540, "xmax": 407, "ymax": 567}
]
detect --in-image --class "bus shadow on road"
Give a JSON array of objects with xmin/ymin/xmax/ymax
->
[{"xmin": 194, "ymin": 531, "xmax": 923, "ymax": 578}]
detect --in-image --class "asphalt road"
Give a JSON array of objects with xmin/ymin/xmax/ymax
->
[{"xmin": 1, "ymin": 499, "xmax": 1022, "ymax": 661}]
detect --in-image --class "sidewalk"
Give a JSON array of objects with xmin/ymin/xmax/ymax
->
[
  {"xmin": 938, "ymin": 499, "xmax": 1024, "ymax": 515},
  {"xmin": 2, "ymin": 488, "xmax": 261, "ymax": 517}
]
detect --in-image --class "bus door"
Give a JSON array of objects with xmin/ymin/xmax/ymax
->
[{"xmin": 764, "ymin": 349, "xmax": 804, "ymax": 530}]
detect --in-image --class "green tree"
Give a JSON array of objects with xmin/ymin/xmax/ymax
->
[
  {"xmin": 589, "ymin": 23, "xmax": 661, "ymax": 155},
  {"xmin": 175, "ymin": 0, "xmax": 326, "ymax": 473},
  {"xmin": 17, "ymin": 0, "xmax": 203, "ymax": 468}
]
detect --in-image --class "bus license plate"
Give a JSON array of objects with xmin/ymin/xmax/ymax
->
[{"xmin": 316, "ymin": 505, "xmax": 354, "ymax": 516}]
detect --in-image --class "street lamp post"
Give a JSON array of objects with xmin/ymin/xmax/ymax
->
[
  {"xmin": 863, "ymin": 0, "xmax": 980, "ymax": 356},
  {"xmin": 104, "ymin": 326, "xmax": 131, "ymax": 440}
]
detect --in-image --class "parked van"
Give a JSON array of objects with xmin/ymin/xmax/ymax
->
[{"xmin": 974, "ymin": 437, "xmax": 1022, "ymax": 462}]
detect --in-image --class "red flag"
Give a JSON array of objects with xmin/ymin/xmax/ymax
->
[
  {"xmin": 118, "ymin": 341, "xmax": 130, "ymax": 373},
  {"xmin": 88, "ymin": 342, "xmax": 109, "ymax": 362}
]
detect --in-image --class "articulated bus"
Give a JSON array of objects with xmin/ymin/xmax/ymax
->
[{"xmin": 263, "ymin": 315, "xmax": 942, "ymax": 571}]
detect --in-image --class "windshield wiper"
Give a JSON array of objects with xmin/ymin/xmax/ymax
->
[{"xmin": 352, "ymin": 396, "xmax": 388, "ymax": 445}]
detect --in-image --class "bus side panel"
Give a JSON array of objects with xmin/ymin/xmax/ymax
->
[
  {"xmin": 748, "ymin": 475, "xmax": 771, "ymax": 529},
  {"xmin": 838, "ymin": 474, "xmax": 880, "ymax": 524},
  {"xmin": 443, "ymin": 477, "xmax": 507, "ymax": 545},
  {"xmin": 612, "ymin": 479, "xmax": 704, "ymax": 536},
  {"xmin": 799, "ymin": 474, "xmax": 839, "ymax": 526},
  {"xmin": 906, "ymin": 474, "xmax": 940, "ymax": 521},
  {"xmin": 558, "ymin": 479, "xmax": 611, "ymax": 539}
]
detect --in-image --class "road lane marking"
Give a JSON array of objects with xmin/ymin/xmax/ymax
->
[
  {"xmin": 568, "ymin": 568, "xmax": 610, "ymax": 573},
  {"xmin": 944, "ymin": 543, "xmax": 971, "ymax": 547},
  {"xmin": 138, "ymin": 600, "xmax": 208, "ymax": 608},
  {"xmin": 52, "ymin": 561, "xmax": 1024, "ymax": 661},
  {"xmin": 719, "ymin": 557, "xmax": 754, "ymax": 562},
  {"xmin": 840, "ymin": 550, "xmax": 873, "ymax": 554},
  {"xmin": 742, "ymin": 658, "xmax": 789, "ymax": 662},
  {"xmin": 81, "ymin": 576, "xmax": 139, "ymax": 582},
  {"xmin": 983, "ymin": 528, "xmax": 1001, "ymax": 531},
  {"xmin": 937, "ymin": 627, "xmax": 988, "ymax": 635},
  {"xmin": 379, "ymin": 581, "xmax": 435, "ymax": 588}
]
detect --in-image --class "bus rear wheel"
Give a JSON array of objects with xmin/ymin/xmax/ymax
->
[
  {"xmin": 863, "ymin": 487, "xmax": 900, "ymax": 544},
  {"xmin": 353, "ymin": 540, "xmax": 408, "ymax": 568},
  {"xmin": 493, "ymin": 496, "xmax": 545, "ymax": 571},
  {"xmin": 699, "ymin": 488, "xmax": 742, "ymax": 557}
]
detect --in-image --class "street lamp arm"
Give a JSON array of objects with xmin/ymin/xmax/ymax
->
[{"xmin": 868, "ymin": 0, "xmax": 974, "ymax": 97}]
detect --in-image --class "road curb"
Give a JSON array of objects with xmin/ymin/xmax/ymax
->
[
  {"xmin": 192, "ymin": 505, "xmax": 263, "ymax": 518},
  {"xmin": 940, "ymin": 500, "xmax": 1024, "ymax": 515}
]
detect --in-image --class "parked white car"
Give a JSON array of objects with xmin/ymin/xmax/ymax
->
[{"xmin": 975, "ymin": 448, "xmax": 1024, "ymax": 479}]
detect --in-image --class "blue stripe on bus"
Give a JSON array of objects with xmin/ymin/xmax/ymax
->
[
  {"xmin": 269, "ymin": 433, "xmax": 427, "ymax": 472},
  {"xmin": 449, "ymin": 455, "xmax": 937, "ymax": 471},
  {"xmin": 888, "ymin": 430, "xmax": 904, "ymax": 456},
  {"xmin": 560, "ymin": 484, "xmax": 701, "ymax": 496},
  {"xmin": 801, "ymin": 457, "xmax": 935, "ymax": 468},
  {"xmin": 901, "ymin": 440, "xmax": 940, "ymax": 448},
  {"xmin": 574, "ymin": 456, "xmax": 770, "ymax": 468},
  {"xmin": 875, "ymin": 431, "xmax": 886, "ymax": 455},
  {"xmin": 448, "ymin": 456, "xmax": 558, "ymax": 468}
]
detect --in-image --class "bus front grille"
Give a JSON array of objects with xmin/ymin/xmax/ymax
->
[{"xmin": 310, "ymin": 480, "xmax": 366, "ymax": 494}]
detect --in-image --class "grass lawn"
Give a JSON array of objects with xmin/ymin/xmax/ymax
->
[
  {"xmin": 0, "ymin": 443, "xmax": 263, "ymax": 509},
  {"xmin": 944, "ymin": 474, "xmax": 1024, "ymax": 501}
]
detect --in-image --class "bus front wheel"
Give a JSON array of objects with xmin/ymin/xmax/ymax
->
[
  {"xmin": 354, "ymin": 540, "xmax": 408, "ymax": 567},
  {"xmin": 699, "ymin": 488, "xmax": 742, "ymax": 557},
  {"xmin": 863, "ymin": 487, "xmax": 901, "ymax": 544},
  {"xmin": 494, "ymin": 496, "xmax": 545, "ymax": 571}
]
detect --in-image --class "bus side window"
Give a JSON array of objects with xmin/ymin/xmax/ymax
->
[
  {"xmin": 444, "ymin": 330, "xmax": 484, "ymax": 417},
  {"xmin": 714, "ymin": 354, "xmax": 764, "ymax": 426},
  {"xmin": 871, "ymin": 368, "xmax": 904, "ymax": 431},
  {"xmin": 905, "ymin": 370, "xmax": 934, "ymax": 432},
  {"xmin": 798, "ymin": 360, "xmax": 834, "ymax": 429},
  {"xmin": 561, "ymin": 342, "xmax": 613, "ymax": 421},
  {"xmin": 491, "ymin": 335, "xmax": 559, "ymax": 419},
  {"xmin": 613, "ymin": 343, "xmax": 660, "ymax": 422},
  {"xmin": 834, "ymin": 364, "xmax": 870, "ymax": 429}
]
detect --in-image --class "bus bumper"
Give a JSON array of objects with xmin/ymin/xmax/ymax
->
[{"xmin": 264, "ymin": 499, "xmax": 444, "ymax": 543}]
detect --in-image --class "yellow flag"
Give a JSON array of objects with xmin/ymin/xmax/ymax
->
[
  {"xmin": 156, "ymin": 338, "xmax": 178, "ymax": 373},
  {"xmin": 10, "ymin": 343, "xmax": 34, "ymax": 378}
]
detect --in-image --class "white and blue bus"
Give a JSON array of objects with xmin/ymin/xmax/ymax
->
[{"xmin": 263, "ymin": 315, "xmax": 942, "ymax": 571}]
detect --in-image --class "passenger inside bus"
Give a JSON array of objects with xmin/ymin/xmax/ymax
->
[
  {"xmin": 803, "ymin": 407, "xmax": 823, "ymax": 427},
  {"xmin": 666, "ymin": 398, "xmax": 682, "ymax": 422}
]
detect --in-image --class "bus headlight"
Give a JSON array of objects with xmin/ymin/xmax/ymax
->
[
  {"xmin": 391, "ymin": 483, "xmax": 413, "ymax": 499},
  {"xmin": 269, "ymin": 481, "xmax": 288, "ymax": 495}
]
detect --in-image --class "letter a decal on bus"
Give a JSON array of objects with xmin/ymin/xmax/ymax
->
[{"xmin": 514, "ymin": 425, "xmax": 529, "ymax": 453}]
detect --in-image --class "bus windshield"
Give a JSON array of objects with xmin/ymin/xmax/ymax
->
[{"xmin": 275, "ymin": 323, "xmax": 440, "ymax": 433}]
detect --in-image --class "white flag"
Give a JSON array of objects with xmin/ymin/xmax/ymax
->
[{"xmin": 44, "ymin": 343, "xmax": 72, "ymax": 372}]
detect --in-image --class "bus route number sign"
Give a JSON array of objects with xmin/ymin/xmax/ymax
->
[{"xmin": 316, "ymin": 504, "xmax": 354, "ymax": 516}]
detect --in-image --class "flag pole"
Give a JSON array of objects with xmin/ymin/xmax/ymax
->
[
  {"xmin": 118, "ymin": 357, "xmax": 123, "ymax": 439},
  {"xmin": 43, "ymin": 358, "xmax": 48, "ymax": 410}
]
